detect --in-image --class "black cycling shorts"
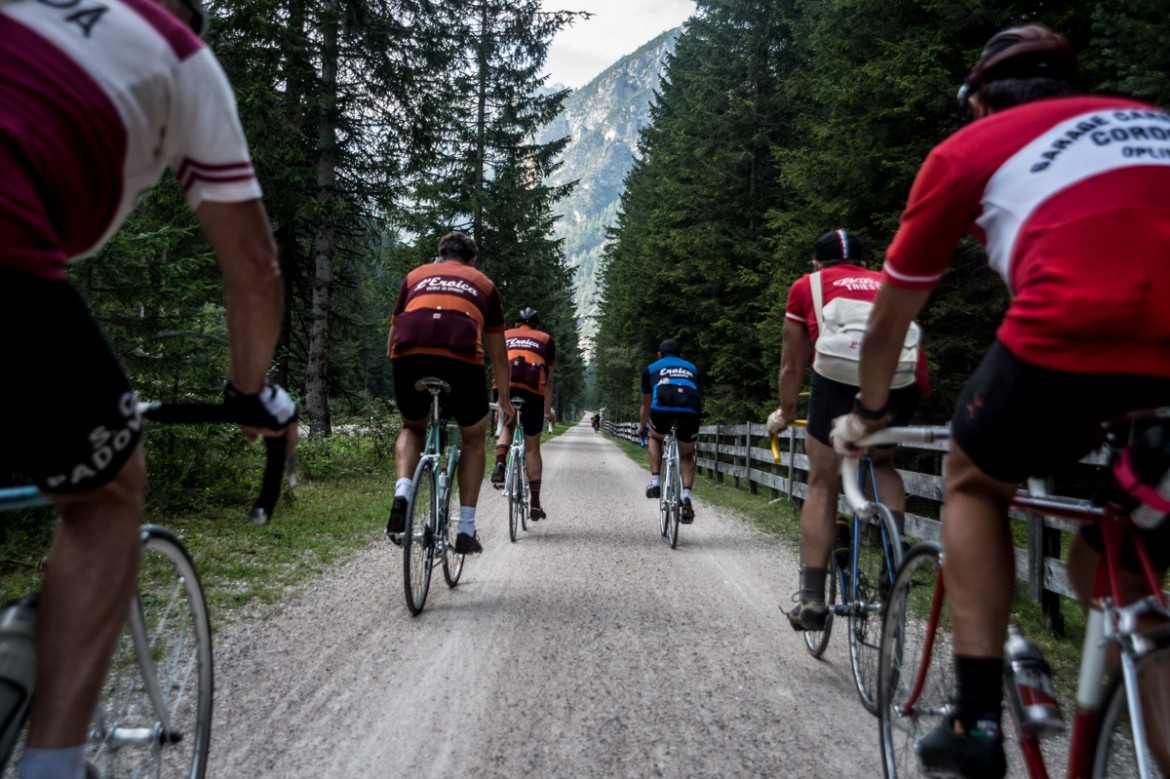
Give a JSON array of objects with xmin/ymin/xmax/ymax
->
[
  {"xmin": 392, "ymin": 355, "xmax": 489, "ymax": 428},
  {"xmin": 649, "ymin": 410, "xmax": 700, "ymax": 444},
  {"xmin": 807, "ymin": 371, "xmax": 921, "ymax": 448},
  {"xmin": 511, "ymin": 387, "xmax": 545, "ymax": 438},
  {"xmin": 953, "ymin": 340, "xmax": 1170, "ymax": 572},
  {"xmin": 0, "ymin": 266, "xmax": 142, "ymax": 494}
]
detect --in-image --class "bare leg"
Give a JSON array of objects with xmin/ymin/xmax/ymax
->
[
  {"xmin": 678, "ymin": 441, "xmax": 696, "ymax": 489},
  {"xmin": 801, "ymin": 436, "xmax": 842, "ymax": 569},
  {"xmin": 869, "ymin": 449, "xmax": 907, "ymax": 512},
  {"xmin": 942, "ymin": 442, "xmax": 1017, "ymax": 658},
  {"xmin": 457, "ymin": 416, "xmax": 488, "ymax": 507},
  {"xmin": 524, "ymin": 433, "xmax": 543, "ymax": 482},
  {"xmin": 647, "ymin": 432, "xmax": 663, "ymax": 476},
  {"xmin": 395, "ymin": 419, "xmax": 427, "ymax": 481},
  {"xmin": 28, "ymin": 448, "xmax": 145, "ymax": 749}
]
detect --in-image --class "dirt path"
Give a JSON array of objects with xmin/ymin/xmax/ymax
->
[{"xmin": 209, "ymin": 418, "xmax": 885, "ymax": 777}]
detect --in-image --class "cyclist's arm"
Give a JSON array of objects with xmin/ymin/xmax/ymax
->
[
  {"xmin": 485, "ymin": 330, "xmax": 513, "ymax": 422},
  {"xmin": 638, "ymin": 391, "xmax": 651, "ymax": 435},
  {"xmin": 197, "ymin": 199, "xmax": 282, "ymax": 395},
  {"xmin": 857, "ymin": 284, "xmax": 931, "ymax": 413},
  {"xmin": 779, "ymin": 318, "xmax": 810, "ymax": 424},
  {"xmin": 544, "ymin": 364, "xmax": 555, "ymax": 421}
]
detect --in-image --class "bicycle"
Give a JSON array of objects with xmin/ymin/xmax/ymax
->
[
  {"xmin": 858, "ymin": 421, "xmax": 1170, "ymax": 779},
  {"xmin": 500, "ymin": 397, "xmax": 530, "ymax": 543},
  {"xmin": 658, "ymin": 421, "xmax": 683, "ymax": 549},
  {"xmin": 401, "ymin": 378, "xmax": 465, "ymax": 616},
  {"xmin": 0, "ymin": 399, "xmax": 287, "ymax": 779}
]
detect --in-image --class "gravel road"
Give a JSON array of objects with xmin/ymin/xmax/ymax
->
[{"xmin": 209, "ymin": 418, "xmax": 885, "ymax": 778}]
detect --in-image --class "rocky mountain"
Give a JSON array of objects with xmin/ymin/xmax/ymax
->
[{"xmin": 540, "ymin": 27, "xmax": 682, "ymax": 356}]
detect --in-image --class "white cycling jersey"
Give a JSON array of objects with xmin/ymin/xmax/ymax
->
[{"xmin": 0, "ymin": 0, "xmax": 261, "ymax": 280}]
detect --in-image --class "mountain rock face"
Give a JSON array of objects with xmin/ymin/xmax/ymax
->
[{"xmin": 540, "ymin": 27, "xmax": 681, "ymax": 355}]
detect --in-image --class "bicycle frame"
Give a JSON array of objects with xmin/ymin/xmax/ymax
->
[
  {"xmin": 659, "ymin": 422, "xmax": 682, "ymax": 547},
  {"xmin": 415, "ymin": 386, "xmax": 460, "ymax": 559},
  {"xmin": 859, "ymin": 425, "xmax": 1170, "ymax": 779}
]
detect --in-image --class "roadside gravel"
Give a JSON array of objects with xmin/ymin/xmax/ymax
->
[{"xmin": 209, "ymin": 419, "xmax": 885, "ymax": 778}]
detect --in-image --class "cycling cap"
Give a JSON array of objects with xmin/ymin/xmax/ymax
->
[
  {"xmin": 958, "ymin": 25, "xmax": 1076, "ymax": 105},
  {"xmin": 658, "ymin": 339, "xmax": 682, "ymax": 356},
  {"xmin": 814, "ymin": 229, "xmax": 866, "ymax": 264},
  {"xmin": 516, "ymin": 307, "xmax": 540, "ymax": 327}
]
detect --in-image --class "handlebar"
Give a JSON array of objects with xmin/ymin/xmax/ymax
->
[
  {"xmin": 137, "ymin": 401, "xmax": 291, "ymax": 525},
  {"xmin": 840, "ymin": 426, "xmax": 951, "ymax": 514},
  {"xmin": 769, "ymin": 419, "xmax": 807, "ymax": 463}
]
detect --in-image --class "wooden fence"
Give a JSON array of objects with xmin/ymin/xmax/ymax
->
[{"xmin": 606, "ymin": 419, "xmax": 1127, "ymax": 633}]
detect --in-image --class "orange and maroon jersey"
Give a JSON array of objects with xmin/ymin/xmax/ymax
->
[
  {"xmin": 506, "ymin": 324, "xmax": 556, "ymax": 394},
  {"xmin": 389, "ymin": 260, "xmax": 505, "ymax": 364}
]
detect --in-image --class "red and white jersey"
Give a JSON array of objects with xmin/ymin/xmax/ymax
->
[
  {"xmin": 1, "ymin": 0, "xmax": 262, "ymax": 280},
  {"xmin": 884, "ymin": 96, "xmax": 1170, "ymax": 377}
]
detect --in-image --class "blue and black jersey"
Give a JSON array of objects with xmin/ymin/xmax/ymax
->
[{"xmin": 641, "ymin": 356, "xmax": 701, "ymax": 415}]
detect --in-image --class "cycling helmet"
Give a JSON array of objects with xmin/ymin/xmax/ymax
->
[
  {"xmin": 174, "ymin": 0, "xmax": 208, "ymax": 37},
  {"xmin": 516, "ymin": 307, "xmax": 540, "ymax": 327},
  {"xmin": 957, "ymin": 25, "xmax": 1076, "ymax": 106}
]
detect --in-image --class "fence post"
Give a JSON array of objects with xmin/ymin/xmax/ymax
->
[
  {"xmin": 732, "ymin": 424, "xmax": 741, "ymax": 489},
  {"xmin": 715, "ymin": 425, "xmax": 724, "ymax": 484},
  {"xmin": 747, "ymin": 422, "xmax": 758, "ymax": 496},
  {"xmin": 1042, "ymin": 523, "xmax": 1066, "ymax": 635}
]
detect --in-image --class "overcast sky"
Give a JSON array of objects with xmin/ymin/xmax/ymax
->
[{"xmin": 540, "ymin": 0, "xmax": 696, "ymax": 88}]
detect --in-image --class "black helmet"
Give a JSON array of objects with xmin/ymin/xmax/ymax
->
[
  {"xmin": 516, "ymin": 307, "xmax": 540, "ymax": 327},
  {"xmin": 957, "ymin": 25, "xmax": 1076, "ymax": 106}
]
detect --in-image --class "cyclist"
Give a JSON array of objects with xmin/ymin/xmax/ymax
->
[
  {"xmin": 0, "ymin": 1, "xmax": 294, "ymax": 776},
  {"xmin": 490, "ymin": 307, "xmax": 557, "ymax": 521},
  {"xmin": 830, "ymin": 25, "xmax": 1170, "ymax": 778},
  {"xmin": 767, "ymin": 230, "xmax": 927, "ymax": 631},
  {"xmin": 638, "ymin": 339, "xmax": 701, "ymax": 522},
  {"xmin": 386, "ymin": 232, "xmax": 513, "ymax": 554}
]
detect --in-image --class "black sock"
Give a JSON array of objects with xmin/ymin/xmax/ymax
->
[
  {"xmin": 529, "ymin": 479, "xmax": 541, "ymax": 508},
  {"xmin": 800, "ymin": 566, "xmax": 827, "ymax": 603},
  {"xmin": 954, "ymin": 655, "xmax": 1004, "ymax": 737}
]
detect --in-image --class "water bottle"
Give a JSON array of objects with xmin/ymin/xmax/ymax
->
[
  {"xmin": 438, "ymin": 471, "xmax": 449, "ymax": 505},
  {"xmin": 1003, "ymin": 623, "xmax": 1063, "ymax": 737},
  {"xmin": 0, "ymin": 596, "xmax": 37, "ymax": 766}
]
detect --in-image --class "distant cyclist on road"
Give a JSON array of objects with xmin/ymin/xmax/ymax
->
[
  {"xmin": 767, "ymin": 230, "xmax": 928, "ymax": 631},
  {"xmin": 638, "ymin": 339, "xmax": 702, "ymax": 522},
  {"xmin": 831, "ymin": 26, "xmax": 1170, "ymax": 778},
  {"xmin": 1, "ymin": 0, "xmax": 294, "ymax": 776},
  {"xmin": 386, "ymin": 232, "xmax": 513, "ymax": 555},
  {"xmin": 491, "ymin": 307, "xmax": 557, "ymax": 521}
]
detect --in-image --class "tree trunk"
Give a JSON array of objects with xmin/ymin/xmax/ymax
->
[{"xmin": 305, "ymin": 9, "xmax": 339, "ymax": 436}]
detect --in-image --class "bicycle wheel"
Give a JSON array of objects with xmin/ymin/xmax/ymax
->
[
  {"xmin": 666, "ymin": 446, "xmax": 682, "ymax": 549},
  {"xmin": 878, "ymin": 541, "xmax": 950, "ymax": 779},
  {"xmin": 519, "ymin": 448, "xmax": 530, "ymax": 533},
  {"xmin": 803, "ymin": 556, "xmax": 839, "ymax": 658},
  {"xmin": 403, "ymin": 460, "xmax": 436, "ymax": 615},
  {"xmin": 1089, "ymin": 627, "xmax": 1170, "ymax": 778},
  {"xmin": 88, "ymin": 525, "xmax": 213, "ymax": 779},
  {"xmin": 850, "ymin": 502, "xmax": 905, "ymax": 714},
  {"xmin": 506, "ymin": 449, "xmax": 521, "ymax": 543},
  {"xmin": 442, "ymin": 464, "xmax": 464, "ymax": 587},
  {"xmin": 657, "ymin": 459, "xmax": 670, "ymax": 538}
]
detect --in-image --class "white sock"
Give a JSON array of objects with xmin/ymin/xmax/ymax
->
[
  {"xmin": 395, "ymin": 478, "xmax": 412, "ymax": 498},
  {"xmin": 683, "ymin": 488, "xmax": 692, "ymax": 501},
  {"xmin": 19, "ymin": 746, "xmax": 86, "ymax": 779},
  {"xmin": 651, "ymin": 474, "xmax": 660, "ymax": 487},
  {"xmin": 458, "ymin": 505, "xmax": 476, "ymax": 536}
]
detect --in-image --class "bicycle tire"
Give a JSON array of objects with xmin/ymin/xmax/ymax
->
[
  {"xmin": 850, "ymin": 502, "xmax": 904, "ymax": 715},
  {"xmin": 666, "ymin": 442, "xmax": 682, "ymax": 549},
  {"xmin": 403, "ymin": 460, "xmax": 436, "ymax": 615},
  {"xmin": 507, "ymin": 450, "xmax": 521, "ymax": 543},
  {"xmin": 878, "ymin": 541, "xmax": 950, "ymax": 779},
  {"xmin": 87, "ymin": 525, "xmax": 213, "ymax": 779},
  {"xmin": 519, "ymin": 447, "xmax": 530, "ymax": 533},
  {"xmin": 657, "ymin": 457, "xmax": 670, "ymax": 538},
  {"xmin": 1089, "ymin": 624, "xmax": 1170, "ymax": 778},
  {"xmin": 442, "ymin": 462, "xmax": 464, "ymax": 587},
  {"xmin": 803, "ymin": 556, "xmax": 838, "ymax": 658}
]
